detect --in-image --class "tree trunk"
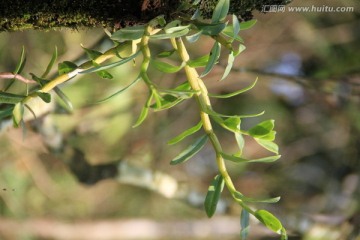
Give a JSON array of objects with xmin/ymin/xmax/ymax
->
[{"xmin": 0, "ymin": 0, "xmax": 292, "ymax": 32}]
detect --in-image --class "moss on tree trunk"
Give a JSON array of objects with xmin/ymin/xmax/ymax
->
[{"xmin": 0, "ymin": 0, "xmax": 291, "ymax": 32}]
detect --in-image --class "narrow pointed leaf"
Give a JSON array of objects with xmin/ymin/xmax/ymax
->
[
  {"xmin": 235, "ymin": 132, "xmax": 245, "ymax": 156},
  {"xmin": 150, "ymin": 94, "xmax": 185, "ymax": 111},
  {"xmin": 248, "ymin": 120, "xmax": 275, "ymax": 137},
  {"xmin": 240, "ymin": 209, "xmax": 250, "ymax": 240},
  {"xmin": 220, "ymin": 51, "xmax": 235, "ymax": 81},
  {"xmin": 221, "ymin": 152, "xmax": 281, "ymax": 163},
  {"xmin": 133, "ymin": 91, "xmax": 153, "ymax": 128},
  {"xmin": 0, "ymin": 91, "xmax": 25, "ymax": 104},
  {"xmin": 240, "ymin": 19, "xmax": 257, "ymax": 30},
  {"xmin": 255, "ymin": 139, "xmax": 279, "ymax": 154},
  {"xmin": 211, "ymin": 0, "xmax": 230, "ymax": 23},
  {"xmin": 36, "ymin": 91, "xmax": 51, "ymax": 103},
  {"xmin": 58, "ymin": 61, "xmax": 77, "ymax": 75},
  {"xmin": 42, "ymin": 46, "xmax": 58, "ymax": 78},
  {"xmin": 195, "ymin": 22, "xmax": 227, "ymax": 36},
  {"xmin": 24, "ymin": 104, "xmax": 37, "ymax": 119},
  {"xmin": 168, "ymin": 121, "xmax": 203, "ymax": 145},
  {"xmin": 12, "ymin": 102, "xmax": 24, "ymax": 127},
  {"xmin": 54, "ymin": 87, "xmax": 73, "ymax": 113},
  {"xmin": 96, "ymin": 70, "xmax": 113, "ymax": 79},
  {"xmin": 111, "ymin": 25, "xmax": 145, "ymax": 41},
  {"xmin": 14, "ymin": 46, "xmax": 26, "ymax": 74},
  {"xmin": 186, "ymin": 31, "xmax": 202, "ymax": 43},
  {"xmin": 81, "ymin": 51, "xmax": 140, "ymax": 74},
  {"xmin": 81, "ymin": 45, "xmax": 102, "ymax": 60},
  {"xmin": 222, "ymin": 26, "xmax": 244, "ymax": 42},
  {"xmin": 188, "ymin": 55, "xmax": 209, "ymax": 68},
  {"xmin": 232, "ymin": 15, "xmax": 240, "ymax": 37},
  {"xmin": 170, "ymin": 135, "xmax": 208, "ymax": 165},
  {"xmin": 234, "ymin": 192, "xmax": 281, "ymax": 203},
  {"xmin": 255, "ymin": 210, "xmax": 283, "ymax": 234},
  {"xmin": 151, "ymin": 59, "xmax": 184, "ymax": 73},
  {"xmin": 97, "ymin": 76, "xmax": 141, "ymax": 103},
  {"xmin": 209, "ymin": 78, "xmax": 258, "ymax": 98},
  {"xmin": 200, "ymin": 42, "xmax": 220, "ymax": 77},
  {"xmin": 204, "ymin": 174, "xmax": 224, "ymax": 217},
  {"xmin": 157, "ymin": 50, "xmax": 176, "ymax": 58},
  {"xmin": 150, "ymin": 28, "xmax": 190, "ymax": 40},
  {"xmin": 165, "ymin": 25, "xmax": 190, "ymax": 34}
]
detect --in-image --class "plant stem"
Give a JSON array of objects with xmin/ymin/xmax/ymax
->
[{"xmin": 174, "ymin": 37, "xmax": 237, "ymax": 193}]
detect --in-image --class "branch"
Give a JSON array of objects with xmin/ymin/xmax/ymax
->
[{"xmin": 0, "ymin": 72, "xmax": 36, "ymax": 84}]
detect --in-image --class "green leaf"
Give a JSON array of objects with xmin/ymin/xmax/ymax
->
[
  {"xmin": 195, "ymin": 22, "xmax": 227, "ymax": 36},
  {"xmin": 188, "ymin": 55, "xmax": 209, "ymax": 68},
  {"xmin": 157, "ymin": 50, "xmax": 176, "ymax": 58},
  {"xmin": 200, "ymin": 42, "xmax": 220, "ymax": 77},
  {"xmin": 36, "ymin": 91, "xmax": 51, "ymax": 103},
  {"xmin": 97, "ymin": 75, "xmax": 141, "ymax": 104},
  {"xmin": 81, "ymin": 44, "xmax": 102, "ymax": 60},
  {"xmin": 0, "ymin": 91, "xmax": 25, "ymax": 104},
  {"xmin": 150, "ymin": 94, "xmax": 185, "ymax": 111},
  {"xmin": 80, "ymin": 51, "xmax": 140, "ymax": 74},
  {"xmin": 4, "ymin": 46, "xmax": 26, "ymax": 91},
  {"xmin": 248, "ymin": 120, "xmax": 275, "ymax": 137},
  {"xmin": 235, "ymin": 131, "xmax": 245, "ymax": 156},
  {"xmin": 14, "ymin": 46, "xmax": 26, "ymax": 74},
  {"xmin": 132, "ymin": 91, "xmax": 154, "ymax": 128},
  {"xmin": 191, "ymin": 8, "xmax": 201, "ymax": 20},
  {"xmin": 240, "ymin": 209, "xmax": 250, "ymax": 240},
  {"xmin": 168, "ymin": 121, "xmax": 203, "ymax": 145},
  {"xmin": 170, "ymin": 135, "xmax": 208, "ymax": 165},
  {"xmin": 240, "ymin": 19, "xmax": 257, "ymax": 30},
  {"xmin": 58, "ymin": 61, "xmax": 77, "ymax": 75},
  {"xmin": 150, "ymin": 28, "xmax": 190, "ymax": 40},
  {"xmin": 42, "ymin": 46, "xmax": 58, "ymax": 78},
  {"xmin": 165, "ymin": 25, "xmax": 190, "ymax": 34},
  {"xmin": 186, "ymin": 31, "xmax": 202, "ymax": 43},
  {"xmin": 220, "ymin": 51, "xmax": 235, "ymax": 81},
  {"xmin": 12, "ymin": 102, "xmax": 24, "ymax": 127},
  {"xmin": 151, "ymin": 59, "xmax": 184, "ymax": 73},
  {"xmin": 221, "ymin": 153, "xmax": 281, "ymax": 163},
  {"xmin": 221, "ymin": 26, "xmax": 244, "ymax": 43},
  {"xmin": 54, "ymin": 87, "xmax": 73, "ymax": 113},
  {"xmin": 211, "ymin": 0, "xmax": 230, "ymax": 23},
  {"xmin": 255, "ymin": 210, "xmax": 283, "ymax": 234},
  {"xmin": 234, "ymin": 44, "xmax": 246, "ymax": 56},
  {"xmin": 209, "ymin": 78, "xmax": 258, "ymax": 98},
  {"xmin": 255, "ymin": 139, "xmax": 279, "ymax": 154},
  {"xmin": 24, "ymin": 104, "xmax": 37, "ymax": 120},
  {"xmin": 0, "ymin": 107, "xmax": 14, "ymax": 120},
  {"xmin": 234, "ymin": 192, "xmax": 281, "ymax": 203},
  {"xmin": 96, "ymin": 70, "xmax": 113, "ymax": 79},
  {"xmin": 111, "ymin": 25, "xmax": 145, "ymax": 41},
  {"xmin": 232, "ymin": 15, "xmax": 240, "ymax": 38},
  {"xmin": 204, "ymin": 174, "xmax": 224, "ymax": 217},
  {"xmin": 223, "ymin": 116, "xmax": 240, "ymax": 131}
]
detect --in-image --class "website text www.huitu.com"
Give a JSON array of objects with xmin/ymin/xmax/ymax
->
[{"xmin": 262, "ymin": 5, "xmax": 355, "ymax": 13}]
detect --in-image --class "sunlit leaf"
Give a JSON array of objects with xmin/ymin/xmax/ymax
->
[
  {"xmin": 151, "ymin": 59, "xmax": 184, "ymax": 73},
  {"xmin": 165, "ymin": 25, "xmax": 190, "ymax": 34},
  {"xmin": 0, "ymin": 91, "xmax": 26, "ymax": 104},
  {"xmin": 14, "ymin": 46, "xmax": 26, "ymax": 74},
  {"xmin": 170, "ymin": 135, "xmax": 208, "ymax": 165},
  {"xmin": 168, "ymin": 121, "xmax": 203, "ymax": 145},
  {"xmin": 234, "ymin": 44, "xmax": 246, "ymax": 56},
  {"xmin": 58, "ymin": 61, "xmax": 77, "ymax": 75},
  {"xmin": 150, "ymin": 94, "xmax": 185, "ymax": 111},
  {"xmin": 97, "ymin": 75, "xmax": 141, "ymax": 104},
  {"xmin": 234, "ymin": 192, "xmax": 281, "ymax": 203},
  {"xmin": 195, "ymin": 22, "xmax": 227, "ymax": 36},
  {"xmin": 42, "ymin": 46, "xmax": 58, "ymax": 78},
  {"xmin": 150, "ymin": 28, "xmax": 190, "ymax": 40},
  {"xmin": 80, "ymin": 51, "xmax": 140, "ymax": 74},
  {"xmin": 111, "ymin": 25, "xmax": 145, "ymax": 41},
  {"xmin": 223, "ymin": 116, "xmax": 240, "ymax": 131},
  {"xmin": 204, "ymin": 174, "xmax": 224, "ymax": 217},
  {"xmin": 255, "ymin": 210, "xmax": 283, "ymax": 234},
  {"xmin": 186, "ymin": 31, "xmax": 202, "ymax": 43},
  {"xmin": 240, "ymin": 209, "xmax": 250, "ymax": 240},
  {"xmin": 96, "ymin": 70, "xmax": 113, "ymax": 79},
  {"xmin": 191, "ymin": 8, "xmax": 201, "ymax": 20},
  {"xmin": 232, "ymin": 15, "xmax": 240, "ymax": 37},
  {"xmin": 255, "ymin": 139, "xmax": 279, "ymax": 154},
  {"xmin": 211, "ymin": 0, "xmax": 230, "ymax": 23},
  {"xmin": 220, "ymin": 51, "xmax": 235, "ymax": 81},
  {"xmin": 200, "ymin": 42, "xmax": 220, "ymax": 77},
  {"xmin": 209, "ymin": 78, "xmax": 258, "ymax": 98},
  {"xmin": 81, "ymin": 44, "xmax": 102, "ymax": 60},
  {"xmin": 221, "ymin": 152, "xmax": 281, "ymax": 163},
  {"xmin": 133, "ymin": 91, "xmax": 154, "ymax": 128},
  {"xmin": 12, "ymin": 102, "xmax": 24, "ymax": 127},
  {"xmin": 188, "ymin": 55, "xmax": 210, "ymax": 68},
  {"xmin": 240, "ymin": 19, "xmax": 257, "ymax": 30},
  {"xmin": 248, "ymin": 120, "xmax": 275, "ymax": 137},
  {"xmin": 157, "ymin": 50, "xmax": 176, "ymax": 58},
  {"xmin": 235, "ymin": 131, "xmax": 245, "ymax": 156},
  {"xmin": 36, "ymin": 91, "xmax": 51, "ymax": 103},
  {"xmin": 54, "ymin": 87, "xmax": 73, "ymax": 113},
  {"xmin": 221, "ymin": 26, "xmax": 244, "ymax": 42}
]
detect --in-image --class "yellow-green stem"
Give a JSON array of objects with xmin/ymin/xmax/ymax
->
[{"xmin": 174, "ymin": 37, "xmax": 237, "ymax": 194}]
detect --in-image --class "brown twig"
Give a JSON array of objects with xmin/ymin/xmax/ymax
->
[{"xmin": 0, "ymin": 72, "xmax": 36, "ymax": 84}]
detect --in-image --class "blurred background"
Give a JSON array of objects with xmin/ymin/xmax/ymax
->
[{"xmin": 0, "ymin": 0, "xmax": 359, "ymax": 239}]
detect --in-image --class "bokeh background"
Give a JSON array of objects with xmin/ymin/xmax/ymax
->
[{"xmin": 0, "ymin": 0, "xmax": 359, "ymax": 239}]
